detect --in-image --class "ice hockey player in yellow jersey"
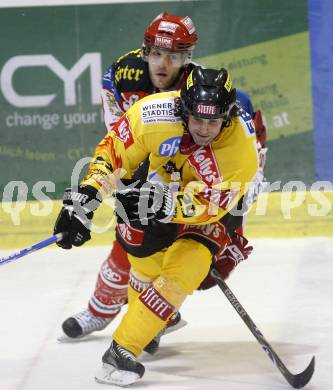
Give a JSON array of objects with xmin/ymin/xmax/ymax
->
[{"xmin": 54, "ymin": 66, "xmax": 259, "ymax": 386}]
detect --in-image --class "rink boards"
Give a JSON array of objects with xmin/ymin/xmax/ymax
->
[{"xmin": 0, "ymin": 191, "xmax": 332, "ymax": 249}]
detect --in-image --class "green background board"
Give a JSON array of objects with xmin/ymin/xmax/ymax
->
[
  {"xmin": 198, "ymin": 32, "xmax": 314, "ymax": 184},
  {"xmin": 0, "ymin": 0, "xmax": 311, "ymax": 200}
]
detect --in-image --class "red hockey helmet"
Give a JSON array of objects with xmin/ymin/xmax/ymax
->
[{"xmin": 143, "ymin": 12, "xmax": 198, "ymax": 53}]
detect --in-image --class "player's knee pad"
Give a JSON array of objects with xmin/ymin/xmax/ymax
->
[
  {"xmin": 138, "ymin": 279, "xmax": 177, "ymax": 322},
  {"xmin": 130, "ymin": 271, "xmax": 184, "ymax": 319},
  {"xmin": 129, "ymin": 270, "xmax": 152, "ymax": 294},
  {"xmin": 128, "ymin": 269, "xmax": 153, "ymax": 305},
  {"xmin": 153, "ymin": 275, "xmax": 187, "ymax": 310}
]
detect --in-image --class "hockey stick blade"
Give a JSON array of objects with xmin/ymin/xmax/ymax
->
[
  {"xmin": 0, "ymin": 233, "xmax": 64, "ymax": 267},
  {"xmin": 287, "ymin": 356, "xmax": 315, "ymax": 389},
  {"xmin": 210, "ymin": 268, "xmax": 315, "ymax": 388}
]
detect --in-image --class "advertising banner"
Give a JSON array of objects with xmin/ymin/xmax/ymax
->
[{"xmin": 0, "ymin": 0, "xmax": 311, "ymax": 201}]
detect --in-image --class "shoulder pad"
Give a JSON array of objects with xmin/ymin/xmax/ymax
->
[
  {"xmin": 112, "ymin": 49, "xmax": 151, "ymax": 92},
  {"xmin": 114, "ymin": 48, "xmax": 142, "ymax": 65},
  {"xmin": 236, "ymin": 90, "xmax": 254, "ymax": 118}
]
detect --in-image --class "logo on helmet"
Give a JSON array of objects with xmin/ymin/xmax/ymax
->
[
  {"xmin": 154, "ymin": 35, "xmax": 173, "ymax": 49},
  {"xmin": 195, "ymin": 104, "xmax": 218, "ymax": 116},
  {"xmin": 186, "ymin": 70, "xmax": 194, "ymax": 89},
  {"xmin": 224, "ymin": 73, "xmax": 232, "ymax": 92},
  {"xmin": 158, "ymin": 21, "xmax": 178, "ymax": 34},
  {"xmin": 181, "ymin": 16, "xmax": 196, "ymax": 34}
]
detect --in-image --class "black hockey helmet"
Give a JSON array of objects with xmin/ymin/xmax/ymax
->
[{"xmin": 180, "ymin": 66, "xmax": 236, "ymax": 119}]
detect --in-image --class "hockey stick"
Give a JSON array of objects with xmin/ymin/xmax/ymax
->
[
  {"xmin": 210, "ymin": 268, "xmax": 315, "ymax": 389},
  {"xmin": 0, "ymin": 233, "xmax": 64, "ymax": 267}
]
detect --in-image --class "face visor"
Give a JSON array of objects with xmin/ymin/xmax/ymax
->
[{"xmin": 147, "ymin": 47, "xmax": 190, "ymax": 67}]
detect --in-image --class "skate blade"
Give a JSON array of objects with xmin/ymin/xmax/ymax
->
[
  {"xmin": 95, "ymin": 363, "xmax": 140, "ymax": 387},
  {"xmin": 164, "ymin": 318, "xmax": 188, "ymax": 336}
]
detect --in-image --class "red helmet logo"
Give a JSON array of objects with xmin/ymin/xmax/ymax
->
[{"xmin": 144, "ymin": 12, "xmax": 198, "ymax": 52}]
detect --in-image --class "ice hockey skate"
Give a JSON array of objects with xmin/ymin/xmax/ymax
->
[
  {"xmin": 58, "ymin": 309, "xmax": 114, "ymax": 342},
  {"xmin": 58, "ymin": 308, "xmax": 187, "ymax": 348},
  {"xmin": 95, "ymin": 340, "xmax": 145, "ymax": 386}
]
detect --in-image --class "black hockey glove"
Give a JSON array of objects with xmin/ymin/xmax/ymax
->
[
  {"xmin": 54, "ymin": 186, "xmax": 102, "ymax": 249},
  {"xmin": 115, "ymin": 182, "xmax": 175, "ymax": 225}
]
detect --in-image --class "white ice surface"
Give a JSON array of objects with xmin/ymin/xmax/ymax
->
[{"xmin": 0, "ymin": 238, "xmax": 332, "ymax": 390}]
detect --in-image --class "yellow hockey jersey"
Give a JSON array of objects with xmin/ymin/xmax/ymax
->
[{"xmin": 82, "ymin": 91, "xmax": 259, "ymax": 225}]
